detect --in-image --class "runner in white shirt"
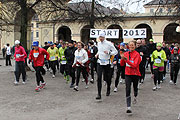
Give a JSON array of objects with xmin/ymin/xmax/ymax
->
[
  {"xmin": 6, "ymin": 43, "xmax": 12, "ymax": 66},
  {"xmin": 73, "ymin": 42, "xmax": 89, "ymax": 91},
  {"xmin": 95, "ymin": 32, "xmax": 118, "ymax": 100}
]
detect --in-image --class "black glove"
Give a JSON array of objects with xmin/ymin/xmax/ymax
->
[
  {"xmin": 158, "ymin": 56, "xmax": 161, "ymax": 59},
  {"xmin": 28, "ymin": 59, "xmax": 31, "ymax": 64}
]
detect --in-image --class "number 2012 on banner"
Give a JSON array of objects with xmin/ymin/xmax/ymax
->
[{"xmin": 123, "ymin": 29, "xmax": 146, "ymax": 38}]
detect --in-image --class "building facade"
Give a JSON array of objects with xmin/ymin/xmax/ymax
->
[{"xmin": 0, "ymin": 0, "xmax": 180, "ymax": 50}]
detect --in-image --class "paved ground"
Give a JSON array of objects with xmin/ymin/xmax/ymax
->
[{"xmin": 0, "ymin": 58, "xmax": 180, "ymax": 120}]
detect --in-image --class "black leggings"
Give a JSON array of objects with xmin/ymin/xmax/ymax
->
[
  {"xmin": 139, "ymin": 63, "xmax": 146, "ymax": 82},
  {"xmin": 6, "ymin": 55, "xmax": 11, "ymax": 66},
  {"xmin": 125, "ymin": 75, "xmax": 139, "ymax": 107},
  {"xmin": 170, "ymin": 65, "xmax": 179, "ymax": 84},
  {"xmin": 97, "ymin": 64, "xmax": 111, "ymax": 96},
  {"xmin": 14, "ymin": 61, "xmax": 26, "ymax": 82},
  {"xmin": 154, "ymin": 68, "xmax": 163, "ymax": 85},
  {"xmin": 49, "ymin": 61, "xmax": 57, "ymax": 75},
  {"xmin": 34, "ymin": 66, "xmax": 46, "ymax": 86},
  {"xmin": 90, "ymin": 61, "xmax": 97, "ymax": 80},
  {"xmin": 76, "ymin": 66, "xmax": 88, "ymax": 86},
  {"xmin": 66, "ymin": 63, "xmax": 76, "ymax": 84},
  {"xmin": 163, "ymin": 61, "xmax": 167, "ymax": 77},
  {"xmin": 115, "ymin": 65, "xmax": 125, "ymax": 87}
]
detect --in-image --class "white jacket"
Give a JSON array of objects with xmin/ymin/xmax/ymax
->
[
  {"xmin": 6, "ymin": 46, "xmax": 11, "ymax": 55},
  {"xmin": 97, "ymin": 40, "xmax": 118, "ymax": 65},
  {"xmin": 73, "ymin": 48, "xmax": 88, "ymax": 66}
]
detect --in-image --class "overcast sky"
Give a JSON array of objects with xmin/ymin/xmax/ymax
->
[{"xmin": 70, "ymin": 0, "xmax": 152, "ymax": 13}]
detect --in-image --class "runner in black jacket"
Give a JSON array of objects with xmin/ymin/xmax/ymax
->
[{"xmin": 64, "ymin": 40, "xmax": 77, "ymax": 88}]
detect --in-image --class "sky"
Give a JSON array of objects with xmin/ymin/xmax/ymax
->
[{"xmin": 70, "ymin": 0, "xmax": 152, "ymax": 13}]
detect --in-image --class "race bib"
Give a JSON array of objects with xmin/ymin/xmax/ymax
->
[
  {"xmin": 140, "ymin": 56, "xmax": 142, "ymax": 60},
  {"xmin": 76, "ymin": 56, "xmax": 81, "ymax": 59},
  {"xmin": 61, "ymin": 60, "xmax": 67, "ymax": 65},
  {"xmin": 155, "ymin": 59, "xmax": 161, "ymax": 63},
  {"xmin": 126, "ymin": 60, "xmax": 134, "ymax": 67},
  {"xmin": 118, "ymin": 59, "xmax": 121, "ymax": 64},
  {"xmin": 100, "ymin": 59, "xmax": 108, "ymax": 65},
  {"xmin": 33, "ymin": 53, "xmax": 39, "ymax": 58},
  {"xmin": 50, "ymin": 56, "xmax": 55, "ymax": 60},
  {"xmin": 16, "ymin": 54, "xmax": 20, "ymax": 58},
  {"xmin": 91, "ymin": 49, "xmax": 94, "ymax": 53}
]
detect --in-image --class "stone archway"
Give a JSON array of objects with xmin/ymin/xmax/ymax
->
[
  {"xmin": 14, "ymin": 9, "xmax": 36, "ymax": 49},
  {"xmin": 107, "ymin": 24, "xmax": 123, "ymax": 43},
  {"xmin": 80, "ymin": 25, "xmax": 95, "ymax": 44},
  {"xmin": 135, "ymin": 24, "xmax": 153, "ymax": 43},
  {"xmin": 57, "ymin": 26, "xmax": 72, "ymax": 42},
  {"xmin": 163, "ymin": 23, "xmax": 180, "ymax": 44}
]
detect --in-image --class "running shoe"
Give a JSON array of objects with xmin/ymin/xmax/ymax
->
[
  {"xmin": 90, "ymin": 79, "xmax": 94, "ymax": 84},
  {"xmin": 152, "ymin": 86, "xmax": 157, "ymax": 91},
  {"xmin": 14, "ymin": 81, "xmax": 19, "ymax": 85},
  {"xmin": 133, "ymin": 98, "xmax": 137, "ymax": 104},
  {"xmin": 119, "ymin": 79, "xmax": 123, "ymax": 84},
  {"xmin": 157, "ymin": 84, "xmax": 161, "ymax": 89},
  {"xmin": 174, "ymin": 83, "xmax": 177, "ymax": 85},
  {"xmin": 35, "ymin": 86, "xmax": 41, "ymax": 92},
  {"xmin": 126, "ymin": 107, "xmax": 132, "ymax": 115},
  {"xmin": 82, "ymin": 79, "xmax": 85, "ymax": 82},
  {"xmin": 52, "ymin": 75, "xmax": 55, "ymax": 78},
  {"xmin": 96, "ymin": 95, "xmax": 101, "ymax": 100},
  {"xmin": 169, "ymin": 80, "xmax": 173, "ymax": 84},
  {"xmin": 70, "ymin": 84, "xmax": 74, "ymax": 88},
  {"xmin": 104, "ymin": 81, "xmax": 106, "ymax": 86},
  {"xmin": 40, "ymin": 82, "xmax": 46, "ymax": 89},
  {"xmin": 106, "ymin": 91, "xmax": 110, "ymax": 96},
  {"xmin": 22, "ymin": 81, "xmax": 26, "ymax": 85},
  {"xmin": 114, "ymin": 87, "xmax": 118, "ymax": 92},
  {"xmin": 85, "ymin": 85, "xmax": 89, "ymax": 89},
  {"xmin": 74, "ymin": 86, "xmax": 79, "ymax": 91}
]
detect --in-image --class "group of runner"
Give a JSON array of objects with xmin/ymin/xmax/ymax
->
[{"xmin": 11, "ymin": 32, "xmax": 180, "ymax": 114}]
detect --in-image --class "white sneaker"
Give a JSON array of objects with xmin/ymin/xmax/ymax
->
[
  {"xmin": 22, "ymin": 81, "xmax": 26, "ymax": 85},
  {"xmin": 82, "ymin": 79, "xmax": 85, "ymax": 82},
  {"xmin": 153, "ymin": 86, "xmax": 157, "ymax": 91},
  {"xmin": 114, "ymin": 87, "xmax": 118, "ymax": 92},
  {"xmin": 14, "ymin": 81, "xmax": 19, "ymax": 85},
  {"xmin": 74, "ymin": 86, "xmax": 79, "ymax": 91},
  {"xmin": 157, "ymin": 84, "xmax": 161, "ymax": 89},
  {"xmin": 163, "ymin": 77, "xmax": 166, "ymax": 80},
  {"xmin": 104, "ymin": 81, "xmax": 106, "ymax": 86},
  {"xmin": 85, "ymin": 85, "xmax": 89, "ymax": 89},
  {"xmin": 169, "ymin": 80, "xmax": 173, "ymax": 84},
  {"xmin": 119, "ymin": 79, "xmax": 123, "ymax": 84},
  {"xmin": 52, "ymin": 75, "xmax": 55, "ymax": 78}
]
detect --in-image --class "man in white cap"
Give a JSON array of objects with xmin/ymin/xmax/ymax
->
[
  {"xmin": 14, "ymin": 40, "xmax": 27, "ymax": 85},
  {"xmin": 95, "ymin": 32, "xmax": 118, "ymax": 100}
]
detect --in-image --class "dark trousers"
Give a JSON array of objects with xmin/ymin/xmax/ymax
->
[
  {"xmin": 154, "ymin": 68, "xmax": 163, "ymax": 85},
  {"xmin": 90, "ymin": 61, "xmax": 97, "ymax": 80},
  {"xmin": 60, "ymin": 64, "xmax": 67, "ymax": 75},
  {"xmin": 66, "ymin": 63, "xmax": 76, "ymax": 85},
  {"xmin": 170, "ymin": 65, "xmax": 179, "ymax": 84},
  {"xmin": 44, "ymin": 59, "xmax": 49, "ymax": 70},
  {"xmin": 97, "ymin": 64, "xmax": 111, "ymax": 96},
  {"xmin": 14, "ymin": 61, "xmax": 26, "ymax": 82},
  {"xmin": 34, "ymin": 66, "xmax": 46, "ymax": 86},
  {"xmin": 49, "ymin": 61, "xmax": 57, "ymax": 75},
  {"xmin": 163, "ymin": 61, "xmax": 167, "ymax": 77},
  {"xmin": 56, "ymin": 60, "xmax": 59, "ymax": 70},
  {"xmin": 150, "ymin": 61, "xmax": 154, "ymax": 74},
  {"xmin": 125, "ymin": 75, "xmax": 139, "ymax": 107},
  {"xmin": 139, "ymin": 63, "xmax": 146, "ymax": 82},
  {"xmin": 76, "ymin": 66, "xmax": 88, "ymax": 86},
  {"xmin": 6, "ymin": 55, "xmax": 11, "ymax": 66},
  {"xmin": 115, "ymin": 65, "xmax": 125, "ymax": 87}
]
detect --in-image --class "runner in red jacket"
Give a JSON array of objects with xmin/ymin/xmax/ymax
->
[
  {"xmin": 14, "ymin": 40, "xmax": 27, "ymax": 85},
  {"xmin": 29, "ymin": 41, "xmax": 50, "ymax": 92},
  {"xmin": 120, "ymin": 40, "xmax": 141, "ymax": 115}
]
